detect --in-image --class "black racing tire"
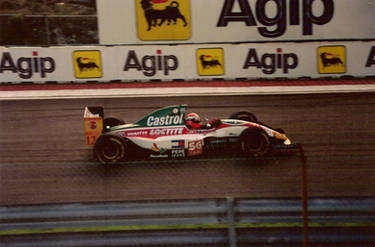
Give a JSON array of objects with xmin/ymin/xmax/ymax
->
[
  {"xmin": 240, "ymin": 128, "xmax": 270, "ymax": 157},
  {"xmin": 94, "ymin": 134, "xmax": 127, "ymax": 164},
  {"xmin": 103, "ymin": 117, "xmax": 125, "ymax": 132},
  {"xmin": 230, "ymin": 111, "xmax": 258, "ymax": 123}
]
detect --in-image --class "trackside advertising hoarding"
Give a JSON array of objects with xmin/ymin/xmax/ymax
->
[
  {"xmin": 96, "ymin": 0, "xmax": 375, "ymax": 44},
  {"xmin": 0, "ymin": 42, "xmax": 374, "ymax": 83}
]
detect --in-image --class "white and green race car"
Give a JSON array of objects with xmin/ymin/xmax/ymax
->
[{"xmin": 84, "ymin": 104, "xmax": 296, "ymax": 164}]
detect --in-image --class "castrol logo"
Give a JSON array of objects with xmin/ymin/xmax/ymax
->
[{"xmin": 146, "ymin": 114, "xmax": 184, "ymax": 126}]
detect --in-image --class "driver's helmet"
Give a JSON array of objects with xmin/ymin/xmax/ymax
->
[{"xmin": 185, "ymin": 112, "xmax": 201, "ymax": 129}]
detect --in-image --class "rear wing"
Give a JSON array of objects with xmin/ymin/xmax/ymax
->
[{"xmin": 83, "ymin": 107, "xmax": 104, "ymax": 146}]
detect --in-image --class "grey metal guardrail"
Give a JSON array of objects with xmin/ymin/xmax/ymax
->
[{"xmin": 1, "ymin": 197, "xmax": 375, "ymax": 247}]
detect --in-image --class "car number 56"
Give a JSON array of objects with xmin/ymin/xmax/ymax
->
[{"xmin": 188, "ymin": 140, "xmax": 203, "ymax": 156}]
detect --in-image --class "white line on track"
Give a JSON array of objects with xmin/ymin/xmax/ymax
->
[{"xmin": 1, "ymin": 84, "xmax": 375, "ymax": 100}]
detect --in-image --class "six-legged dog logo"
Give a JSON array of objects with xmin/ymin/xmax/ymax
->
[
  {"xmin": 318, "ymin": 46, "xmax": 346, "ymax": 74},
  {"xmin": 196, "ymin": 48, "xmax": 225, "ymax": 76},
  {"xmin": 73, "ymin": 50, "xmax": 102, "ymax": 78},
  {"xmin": 76, "ymin": 57, "xmax": 100, "ymax": 72},
  {"xmin": 136, "ymin": 0, "xmax": 191, "ymax": 41},
  {"xmin": 320, "ymin": 52, "xmax": 343, "ymax": 67},
  {"xmin": 140, "ymin": 0, "xmax": 187, "ymax": 31},
  {"xmin": 200, "ymin": 55, "xmax": 222, "ymax": 69}
]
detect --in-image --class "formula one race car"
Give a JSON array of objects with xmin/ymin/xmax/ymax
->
[{"xmin": 84, "ymin": 105, "xmax": 296, "ymax": 164}]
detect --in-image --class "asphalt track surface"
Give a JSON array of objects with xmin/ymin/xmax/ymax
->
[{"xmin": 0, "ymin": 93, "xmax": 374, "ymax": 205}]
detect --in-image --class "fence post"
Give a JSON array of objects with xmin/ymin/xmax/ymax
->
[
  {"xmin": 298, "ymin": 144, "xmax": 310, "ymax": 247},
  {"xmin": 226, "ymin": 197, "xmax": 237, "ymax": 247},
  {"xmin": 43, "ymin": 0, "xmax": 50, "ymax": 45}
]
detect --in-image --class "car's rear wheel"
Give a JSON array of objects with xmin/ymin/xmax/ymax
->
[
  {"xmin": 230, "ymin": 111, "xmax": 258, "ymax": 123},
  {"xmin": 240, "ymin": 128, "xmax": 270, "ymax": 157},
  {"xmin": 94, "ymin": 134, "xmax": 126, "ymax": 164},
  {"xmin": 103, "ymin": 117, "xmax": 125, "ymax": 132}
]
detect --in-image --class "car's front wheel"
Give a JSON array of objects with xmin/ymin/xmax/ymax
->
[
  {"xmin": 240, "ymin": 128, "xmax": 270, "ymax": 157},
  {"xmin": 94, "ymin": 134, "xmax": 127, "ymax": 164}
]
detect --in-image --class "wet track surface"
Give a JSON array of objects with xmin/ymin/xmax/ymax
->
[{"xmin": 0, "ymin": 93, "xmax": 374, "ymax": 205}]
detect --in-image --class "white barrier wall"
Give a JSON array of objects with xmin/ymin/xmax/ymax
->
[
  {"xmin": 0, "ymin": 42, "xmax": 374, "ymax": 83},
  {"xmin": 97, "ymin": 0, "xmax": 375, "ymax": 44}
]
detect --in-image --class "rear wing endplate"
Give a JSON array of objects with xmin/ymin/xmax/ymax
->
[{"xmin": 83, "ymin": 107, "xmax": 104, "ymax": 146}]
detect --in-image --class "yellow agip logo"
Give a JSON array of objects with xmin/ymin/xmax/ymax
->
[
  {"xmin": 136, "ymin": 0, "xmax": 191, "ymax": 41},
  {"xmin": 197, "ymin": 48, "xmax": 225, "ymax": 76},
  {"xmin": 73, "ymin": 50, "xmax": 102, "ymax": 78},
  {"xmin": 318, "ymin": 46, "xmax": 346, "ymax": 74}
]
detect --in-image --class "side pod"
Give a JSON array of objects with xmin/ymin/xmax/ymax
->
[{"xmin": 83, "ymin": 106, "xmax": 104, "ymax": 146}]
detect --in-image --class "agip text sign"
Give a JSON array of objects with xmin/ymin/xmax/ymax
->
[{"xmin": 97, "ymin": 0, "xmax": 375, "ymax": 44}]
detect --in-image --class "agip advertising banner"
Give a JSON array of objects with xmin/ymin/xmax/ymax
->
[
  {"xmin": 97, "ymin": 0, "xmax": 375, "ymax": 44},
  {"xmin": 1, "ymin": 42, "xmax": 374, "ymax": 83}
]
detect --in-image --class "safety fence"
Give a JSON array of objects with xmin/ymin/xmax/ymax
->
[
  {"xmin": 0, "ymin": 0, "xmax": 97, "ymax": 46},
  {"xmin": 1, "ymin": 197, "xmax": 375, "ymax": 246}
]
